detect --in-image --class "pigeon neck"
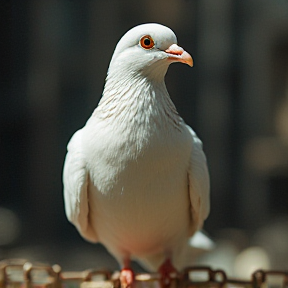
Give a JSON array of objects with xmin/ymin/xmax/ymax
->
[{"xmin": 97, "ymin": 73, "xmax": 181, "ymax": 129}]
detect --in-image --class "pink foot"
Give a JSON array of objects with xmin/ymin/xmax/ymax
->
[
  {"xmin": 158, "ymin": 259, "xmax": 178, "ymax": 288},
  {"xmin": 120, "ymin": 268, "xmax": 135, "ymax": 288}
]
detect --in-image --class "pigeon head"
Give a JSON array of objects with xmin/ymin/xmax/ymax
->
[{"xmin": 107, "ymin": 23, "xmax": 193, "ymax": 81}]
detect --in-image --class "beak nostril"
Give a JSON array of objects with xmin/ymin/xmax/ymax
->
[
  {"xmin": 164, "ymin": 44, "xmax": 193, "ymax": 67},
  {"xmin": 165, "ymin": 44, "xmax": 184, "ymax": 55}
]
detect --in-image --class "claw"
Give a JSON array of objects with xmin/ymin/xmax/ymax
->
[
  {"xmin": 158, "ymin": 259, "xmax": 178, "ymax": 288},
  {"xmin": 120, "ymin": 267, "xmax": 135, "ymax": 288}
]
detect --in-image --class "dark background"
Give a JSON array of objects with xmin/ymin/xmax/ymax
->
[{"xmin": 1, "ymin": 0, "xmax": 288, "ymax": 276}]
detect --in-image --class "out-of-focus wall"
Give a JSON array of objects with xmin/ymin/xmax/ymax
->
[{"xmin": 1, "ymin": 0, "xmax": 288, "ymax": 272}]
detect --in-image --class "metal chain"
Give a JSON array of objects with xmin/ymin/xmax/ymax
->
[{"xmin": 1, "ymin": 259, "xmax": 288, "ymax": 288}]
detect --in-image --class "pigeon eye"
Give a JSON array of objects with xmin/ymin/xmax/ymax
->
[{"xmin": 140, "ymin": 35, "xmax": 155, "ymax": 50}]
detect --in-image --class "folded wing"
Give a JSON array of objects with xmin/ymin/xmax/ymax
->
[
  {"xmin": 63, "ymin": 129, "xmax": 98, "ymax": 242},
  {"xmin": 187, "ymin": 125, "xmax": 210, "ymax": 233}
]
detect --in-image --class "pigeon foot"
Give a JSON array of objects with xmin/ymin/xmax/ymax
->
[
  {"xmin": 158, "ymin": 258, "xmax": 178, "ymax": 288},
  {"xmin": 120, "ymin": 267, "xmax": 135, "ymax": 288}
]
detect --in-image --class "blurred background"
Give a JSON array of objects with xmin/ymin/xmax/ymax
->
[{"xmin": 1, "ymin": 0, "xmax": 288, "ymax": 278}]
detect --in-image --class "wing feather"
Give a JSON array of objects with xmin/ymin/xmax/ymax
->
[
  {"xmin": 63, "ymin": 129, "xmax": 98, "ymax": 242},
  {"xmin": 186, "ymin": 125, "xmax": 210, "ymax": 232}
]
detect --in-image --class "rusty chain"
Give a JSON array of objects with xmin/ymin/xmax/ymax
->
[{"xmin": 1, "ymin": 259, "xmax": 288, "ymax": 288}]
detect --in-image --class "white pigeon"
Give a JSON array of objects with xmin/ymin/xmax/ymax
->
[{"xmin": 63, "ymin": 23, "xmax": 210, "ymax": 282}]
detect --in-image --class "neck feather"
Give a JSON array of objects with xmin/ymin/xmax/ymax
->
[{"xmin": 96, "ymin": 72, "xmax": 181, "ymax": 129}]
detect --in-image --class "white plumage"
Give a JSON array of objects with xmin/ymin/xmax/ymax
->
[{"xmin": 63, "ymin": 23, "xmax": 210, "ymax": 272}]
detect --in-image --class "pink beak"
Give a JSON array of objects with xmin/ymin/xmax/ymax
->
[{"xmin": 165, "ymin": 44, "xmax": 193, "ymax": 67}]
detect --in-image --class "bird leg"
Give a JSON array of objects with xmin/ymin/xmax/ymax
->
[
  {"xmin": 120, "ymin": 268, "xmax": 135, "ymax": 288},
  {"xmin": 120, "ymin": 258, "xmax": 135, "ymax": 288},
  {"xmin": 158, "ymin": 258, "xmax": 178, "ymax": 288}
]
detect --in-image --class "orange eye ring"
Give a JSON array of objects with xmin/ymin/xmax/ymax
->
[{"xmin": 140, "ymin": 35, "xmax": 155, "ymax": 50}]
